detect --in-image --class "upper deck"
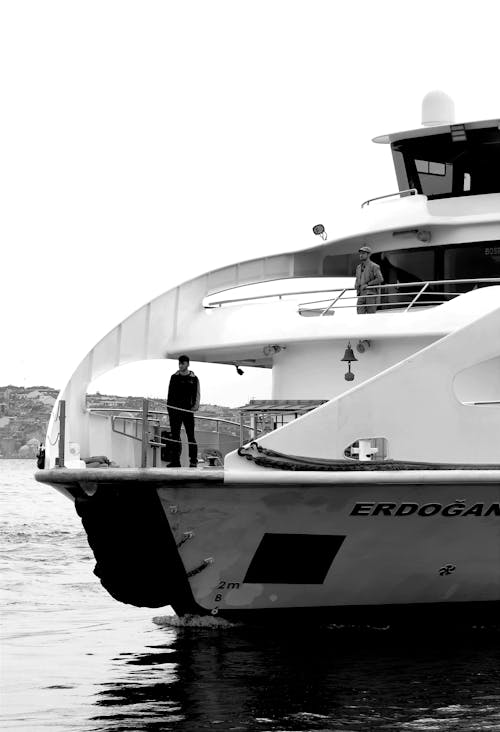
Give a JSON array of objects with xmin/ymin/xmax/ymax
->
[
  {"xmin": 49, "ymin": 192, "xmax": 500, "ymax": 393},
  {"xmin": 42, "ymin": 93, "xmax": 500, "ymax": 468}
]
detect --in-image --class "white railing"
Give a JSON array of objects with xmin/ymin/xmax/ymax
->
[
  {"xmin": 204, "ymin": 285, "xmax": 346, "ymax": 309},
  {"xmin": 298, "ymin": 278, "xmax": 500, "ymax": 316},
  {"xmin": 87, "ymin": 405, "xmax": 242, "ymax": 431},
  {"xmin": 87, "ymin": 403, "xmax": 252, "ymax": 468},
  {"xmin": 361, "ymin": 188, "xmax": 418, "ymax": 208}
]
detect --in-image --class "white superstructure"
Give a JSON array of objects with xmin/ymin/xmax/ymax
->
[{"xmin": 36, "ymin": 94, "xmax": 500, "ymax": 623}]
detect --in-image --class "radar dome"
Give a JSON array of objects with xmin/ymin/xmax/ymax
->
[{"xmin": 422, "ymin": 90, "xmax": 455, "ymax": 127}]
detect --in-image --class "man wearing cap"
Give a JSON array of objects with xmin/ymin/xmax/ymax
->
[
  {"xmin": 355, "ymin": 246, "xmax": 384, "ymax": 314},
  {"xmin": 166, "ymin": 355, "xmax": 200, "ymax": 467}
]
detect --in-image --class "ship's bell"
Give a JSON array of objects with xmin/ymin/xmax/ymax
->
[
  {"xmin": 341, "ymin": 341, "xmax": 357, "ymax": 381},
  {"xmin": 341, "ymin": 343, "xmax": 357, "ymax": 363}
]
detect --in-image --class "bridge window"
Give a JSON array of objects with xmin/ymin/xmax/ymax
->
[
  {"xmin": 391, "ymin": 125, "xmax": 500, "ymax": 199},
  {"xmin": 415, "ymin": 160, "xmax": 446, "ymax": 176},
  {"xmin": 415, "ymin": 160, "xmax": 454, "ymax": 197}
]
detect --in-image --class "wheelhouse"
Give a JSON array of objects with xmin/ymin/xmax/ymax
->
[{"xmin": 376, "ymin": 120, "xmax": 500, "ymax": 200}]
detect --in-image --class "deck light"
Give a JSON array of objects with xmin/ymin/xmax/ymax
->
[
  {"xmin": 356, "ymin": 339, "xmax": 371, "ymax": 353},
  {"xmin": 416, "ymin": 229, "xmax": 432, "ymax": 243},
  {"xmin": 341, "ymin": 342, "xmax": 357, "ymax": 381},
  {"xmin": 312, "ymin": 224, "xmax": 327, "ymax": 241}
]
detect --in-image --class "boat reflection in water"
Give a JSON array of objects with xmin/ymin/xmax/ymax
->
[{"xmin": 89, "ymin": 622, "xmax": 500, "ymax": 731}]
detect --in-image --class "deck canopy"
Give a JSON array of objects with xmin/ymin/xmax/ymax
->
[{"xmin": 239, "ymin": 399, "xmax": 326, "ymax": 414}]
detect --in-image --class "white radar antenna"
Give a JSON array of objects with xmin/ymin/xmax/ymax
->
[{"xmin": 421, "ymin": 90, "xmax": 455, "ymax": 127}]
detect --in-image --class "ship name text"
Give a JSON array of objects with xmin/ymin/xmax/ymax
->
[{"xmin": 350, "ymin": 501, "xmax": 500, "ymax": 517}]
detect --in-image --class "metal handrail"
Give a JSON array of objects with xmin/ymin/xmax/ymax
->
[
  {"xmin": 100, "ymin": 399, "xmax": 254, "ymax": 468},
  {"xmin": 205, "ymin": 275, "xmax": 500, "ymax": 311},
  {"xmin": 87, "ymin": 406, "xmax": 243, "ymax": 429},
  {"xmin": 303, "ymin": 290, "xmax": 485, "ymax": 307},
  {"xmin": 468, "ymin": 400, "xmax": 500, "ymax": 406},
  {"xmin": 361, "ymin": 188, "xmax": 418, "ymax": 208},
  {"xmin": 299, "ymin": 277, "xmax": 500, "ymax": 315},
  {"xmin": 205, "ymin": 286, "xmax": 349, "ymax": 309}
]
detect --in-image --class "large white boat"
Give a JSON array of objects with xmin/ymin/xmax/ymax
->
[{"xmin": 36, "ymin": 92, "xmax": 500, "ymax": 624}]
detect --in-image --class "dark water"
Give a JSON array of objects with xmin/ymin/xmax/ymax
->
[{"xmin": 2, "ymin": 460, "xmax": 500, "ymax": 732}]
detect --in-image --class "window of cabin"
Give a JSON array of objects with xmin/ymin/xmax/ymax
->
[
  {"xmin": 371, "ymin": 248, "xmax": 436, "ymax": 307},
  {"xmin": 322, "ymin": 242, "xmax": 500, "ymax": 308},
  {"xmin": 372, "ymin": 248, "xmax": 435, "ymax": 285},
  {"xmin": 415, "ymin": 159, "xmax": 454, "ymax": 196},
  {"xmin": 322, "ymin": 253, "xmax": 357, "ymax": 277},
  {"xmin": 444, "ymin": 242, "xmax": 500, "ymax": 292}
]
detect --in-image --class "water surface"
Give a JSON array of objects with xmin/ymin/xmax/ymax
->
[{"xmin": 1, "ymin": 460, "xmax": 499, "ymax": 731}]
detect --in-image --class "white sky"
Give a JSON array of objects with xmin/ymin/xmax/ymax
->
[{"xmin": 1, "ymin": 0, "xmax": 498, "ymax": 406}]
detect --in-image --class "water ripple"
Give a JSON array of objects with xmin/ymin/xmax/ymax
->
[{"xmin": 2, "ymin": 460, "xmax": 500, "ymax": 732}]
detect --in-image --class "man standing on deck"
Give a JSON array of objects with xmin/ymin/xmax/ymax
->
[
  {"xmin": 355, "ymin": 245, "xmax": 384, "ymax": 314},
  {"xmin": 166, "ymin": 355, "xmax": 200, "ymax": 467}
]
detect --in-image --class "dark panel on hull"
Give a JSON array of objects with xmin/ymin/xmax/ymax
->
[
  {"xmin": 74, "ymin": 485, "xmax": 197, "ymax": 611},
  {"xmin": 244, "ymin": 533, "xmax": 346, "ymax": 584}
]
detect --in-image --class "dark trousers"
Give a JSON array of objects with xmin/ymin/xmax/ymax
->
[
  {"xmin": 357, "ymin": 294, "xmax": 378, "ymax": 314},
  {"xmin": 168, "ymin": 409, "xmax": 197, "ymax": 465},
  {"xmin": 357, "ymin": 291, "xmax": 379, "ymax": 314}
]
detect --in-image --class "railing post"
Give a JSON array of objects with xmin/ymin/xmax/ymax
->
[
  {"xmin": 251, "ymin": 413, "xmax": 257, "ymax": 439},
  {"xmin": 405, "ymin": 281, "xmax": 429, "ymax": 312},
  {"xmin": 141, "ymin": 398, "xmax": 149, "ymax": 468},
  {"xmin": 152, "ymin": 424, "xmax": 159, "ymax": 468},
  {"xmin": 58, "ymin": 400, "xmax": 66, "ymax": 468},
  {"xmin": 321, "ymin": 288, "xmax": 346, "ymax": 316}
]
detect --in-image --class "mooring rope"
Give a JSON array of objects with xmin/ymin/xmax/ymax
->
[{"xmin": 237, "ymin": 442, "xmax": 500, "ymax": 472}]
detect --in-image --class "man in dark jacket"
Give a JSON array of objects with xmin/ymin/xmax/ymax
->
[
  {"xmin": 355, "ymin": 245, "xmax": 384, "ymax": 313},
  {"xmin": 167, "ymin": 355, "xmax": 200, "ymax": 467}
]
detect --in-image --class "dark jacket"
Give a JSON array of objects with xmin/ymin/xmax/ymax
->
[
  {"xmin": 355, "ymin": 260, "xmax": 384, "ymax": 294},
  {"xmin": 168, "ymin": 370, "xmax": 200, "ymax": 412}
]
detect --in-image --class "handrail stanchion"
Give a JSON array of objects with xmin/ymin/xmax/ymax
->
[
  {"xmin": 321, "ymin": 288, "xmax": 346, "ymax": 316},
  {"xmin": 405, "ymin": 281, "xmax": 429, "ymax": 312},
  {"xmin": 141, "ymin": 398, "xmax": 149, "ymax": 468},
  {"xmin": 152, "ymin": 423, "xmax": 159, "ymax": 468},
  {"xmin": 239, "ymin": 412, "xmax": 244, "ymax": 445},
  {"xmin": 58, "ymin": 400, "xmax": 66, "ymax": 468},
  {"xmin": 251, "ymin": 413, "xmax": 257, "ymax": 440}
]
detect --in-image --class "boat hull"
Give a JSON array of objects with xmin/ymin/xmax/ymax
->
[{"xmin": 35, "ymin": 468, "xmax": 500, "ymax": 624}]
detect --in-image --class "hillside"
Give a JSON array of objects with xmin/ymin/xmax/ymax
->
[
  {"xmin": 0, "ymin": 386, "xmax": 59, "ymax": 458},
  {"xmin": 0, "ymin": 386, "xmax": 242, "ymax": 458}
]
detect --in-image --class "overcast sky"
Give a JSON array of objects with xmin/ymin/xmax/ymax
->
[{"xmin": 1, "ymin": 1, "xmax": 498, "ymax": 406}]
